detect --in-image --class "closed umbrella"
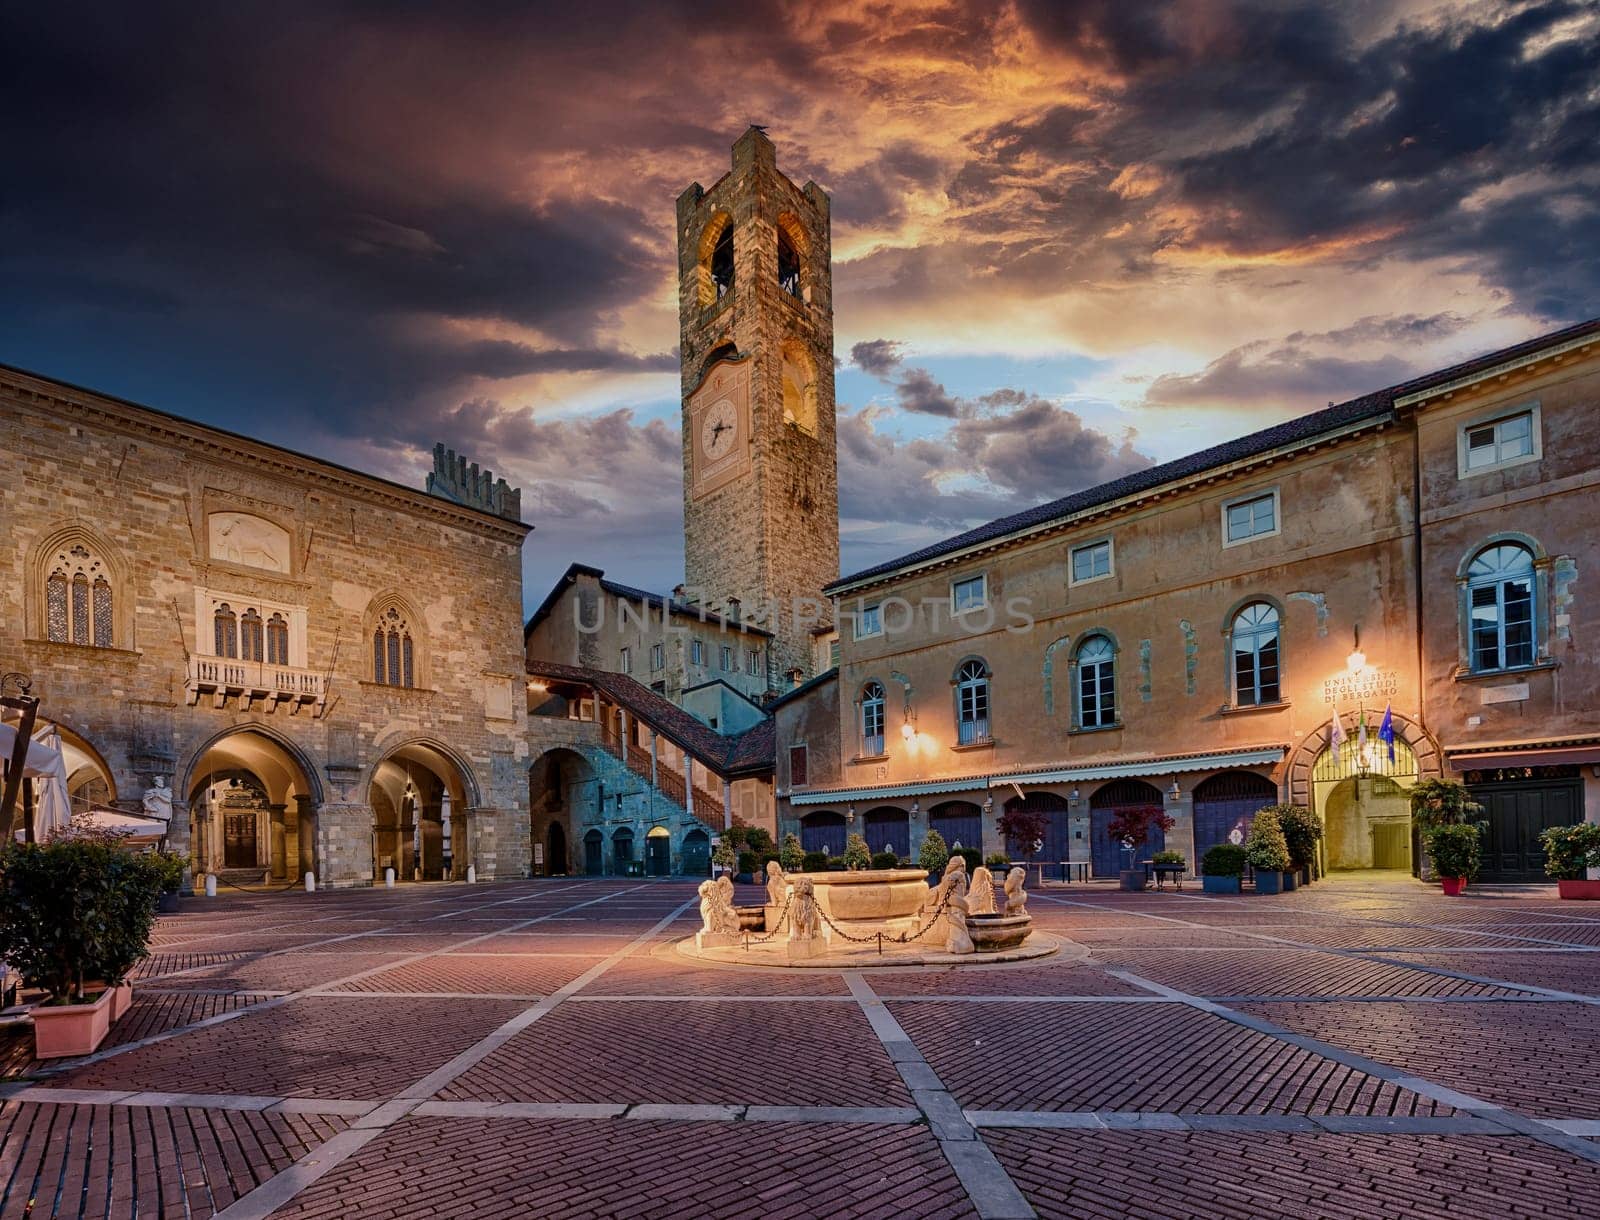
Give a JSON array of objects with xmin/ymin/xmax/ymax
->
[{"xmin": 32, "ymin": 726, "xmax": 73, "ymax": 840}]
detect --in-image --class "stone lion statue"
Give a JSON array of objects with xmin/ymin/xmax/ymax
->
[
  {"xmin": 789, "ymin": 875, "xmax": 821, "ymax": 943},
  {"xmin": 968, "ymin": 865, "xmax": 997, "ymax": 916},
  {"xmin": 1004, "ymin": 866, "xmax": 1028, "ymax": 917},
  {"xmin": 765, "ymin": 860, "xmax": 788, "ymax": 908},
  {"xmin": 698, "ymin": 878, "xmax": 740, "ymax": 937}
]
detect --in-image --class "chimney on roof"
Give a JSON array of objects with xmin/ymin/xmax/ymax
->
[
  {"xmin": 426, "ymin": 442, "xmax": 523, "ymax": 522},
  {"xmin": 725, "ymin": 595, "xmax": 742, "ymax": 623}
]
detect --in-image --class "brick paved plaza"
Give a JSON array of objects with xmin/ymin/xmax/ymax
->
[{"xmin": 4, "ymin": 874, "xmax": 1600, "ymax": 1218}]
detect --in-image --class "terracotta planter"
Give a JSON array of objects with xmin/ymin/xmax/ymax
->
[
  {"xmin": 31, "ymin": 986, "xmax": 116, "ymax": 1059},
  {"xmin": 1440, "ymin": 876, "xmax": 1467, "ymax": 896},
  {"xmin": 111, "ymin": 982, "xmax": 134, "ymax": 1021},
  {"xmin": 1557, "ymin": 879, "xmax": 1600, "ymax": 900}
]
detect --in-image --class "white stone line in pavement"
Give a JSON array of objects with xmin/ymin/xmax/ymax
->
[
  {"xmin": 0, "ymin": 1083, "xmax": 378, "ymax": 1117},
  {"xmin": 562, "ymin": 994, "xmax": 858, "ymax": 1003},
  {"xmin": 211, "ymin": 891, "xmax": 696, "ymax": 1220},
  {"xmin": 32, "ymin": 882, "xmax": 656, "ymax": 1079},
  {"xmin": 844, "ymin": 971, "xmax": 1035, "ymax": 1220},
  {"xmin": 1103, "ymin": 966, "xmax": 1600, "ymax": 1169},
  {"xmin": 964, "ymin": 1111, "xmax": 1515, "ymax": 1135}
]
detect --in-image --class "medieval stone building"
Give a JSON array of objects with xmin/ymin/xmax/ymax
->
[{"xmin": 0, "ymin": 365, "xmax": 532, "ymax": 887}]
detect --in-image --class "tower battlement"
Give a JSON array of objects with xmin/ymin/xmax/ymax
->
[{"xmin": 426, "ymin": 443, "xmax": 522, "ymax": 522}]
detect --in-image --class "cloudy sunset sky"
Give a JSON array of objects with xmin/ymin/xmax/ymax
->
[{"xmin": 4, "ymin": 1, "xmax": 1597, "ymax": 606}]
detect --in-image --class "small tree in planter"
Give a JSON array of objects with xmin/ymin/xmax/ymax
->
[
  {"xmin": 1540, "ymin": 824, "xmax": 1600, "ymax": 899},
  {"xmin": 998, "ymin": 805, "xmax": 1050, "ymax": 863},
  {"xmin": 1268, "ymin": 804, "xmax": 1323, "ymax": 883},
  {"xmin": 1424, "ymin": 823, "xmax": 1481, "ymax": 895},
  {"xmin": 1244, "ymin": 808, "xmax": 1292, "ymax": 894},
  {"xmin": 801, "ymin": 850, "xmax": 829, "ymax": 873},
  {"xmin": 779, "ymin": 833, "xmax": 805, "ymax": 873},
  {"xmin": 711, "ymin": 837, "xmax": 737, "ymax": 876},
  {"xmin": 1409, "ymin": 779, "xmax": 1484, "ymax": 882},
  {"xmin": 918, "ymin": 828, "xmax": 950, "ymax": 878},
  {"xmin": 843, "ymin": 832, "xmax": 872, "ymax": 871},
  {"xmin": 1201, "ymin": 844, "xmax": 1248, "ymax": 894},
  {"xmin": 0, "ymin": 839, "xmax": 162, "ymax": 1057},
  {"xmin": 1106, "ymin": 806, "xmax": 1175, "ymax": 890},
  {"xmin": 149, "ymin": 849, "xmax": 187, "ymax": 912}
]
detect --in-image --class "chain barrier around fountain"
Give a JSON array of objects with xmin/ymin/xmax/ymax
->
[{"xmin": 676, "ymin": 857, "xmax": 1068, "ymax": 969}]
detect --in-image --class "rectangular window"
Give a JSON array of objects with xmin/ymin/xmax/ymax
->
[
  {"xmin": 721, "ymin": 645, "xmax": 733, "ymax": 671},
  {"xmin": 1070, "ymin": 540, "xmax": 1113, "ymax": 585},
  {"xmin": 650, "ymin": 643, "xmax": 664, "ymax": 671},
  {"xmin": 854, "ymin": 604, "xmax": 882, "ymax": 638},
  {"xmin": 618, "ymin": 646, "xmax": 630, "ymax": 673},
  {"xmin": 746, "ymin": 648, "xmax": 760, "ymax": 675},
  {"xmin": 1223, "ymin": 490, "xmax": 1279, "ymax": 546},
  {"xmin": 829, "ymin": 639, "xmax": 841, "ymax": 667},
  {"xmin": 789, "ymin": 745, "xmax": 808, "ymax": 787},
  {"xmin": 1461, "ymin": 407, "xmax": 1539, "ymax": 475},
  {"xmin": 691, "ymin": 639, "xmax": 704, "ymax": 666},
  {"xmin": 951, "ymin": 575, "xmax": 987, "ymax": 613}
]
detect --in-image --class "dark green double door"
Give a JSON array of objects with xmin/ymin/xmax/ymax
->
[{"xmin": 1469, "ymin": 774, "xmax": 1583, "ymax": 883}]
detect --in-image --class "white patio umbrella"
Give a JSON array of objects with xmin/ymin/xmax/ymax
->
[
  {"xmin": 31, "ymin": 726, "xmax": 73, "ymax": 840},
  {"xmin": 0, "ymin": 722, "xmax": 60, "ymax": 778}
]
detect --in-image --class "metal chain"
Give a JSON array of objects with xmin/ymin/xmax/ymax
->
[
  {"xmin": 813, "ymin": 893, "xmax": 952, "ymax": 946},
  {"xmin": 740, "ymin": 898, "xmax": 792, "ymax": 947}
]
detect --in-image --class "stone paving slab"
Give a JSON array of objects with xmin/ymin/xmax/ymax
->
[
  {"xmin": 984, "ymin": 1128, "xmax": 1600, "ymax": 1219},
  {"xmin": 579, "ymin": 955, "xmax": 853, "ymax": 996},
  {"xmin": 1234, "ymin": 1000, "xmax": 1600, "ymax": 1118},
  {"xmin": 870, "ymin": 964, "xmax": 1148, "ymax": 997},
  {"xmin": 49, "ymin": 996, "xmax": 528, "ymax": 1101},
  {"xmin": 1382, "ymin": 950, "xmax": 1600, "ymax": 996},
  {"xmin": 275, "ymin": 1115, "xmax": 976, "ymax": 1220},
  {"xmin": 325, "ymin": 953, "xmax": 604, "ymax": 997},
  {"xmin": 1089, "ymin": 948, "xmax": 1534, "ymax": 998},
  {"xmin": 436, "ymin": 999, "xmax": 911, "ymax": 1108},
  {"xmin": 890, "ymin": 1000, "xmax": 1454, "ymax": 1116},
  {"xmin": 139, "ymin": 952, "xmax": 413, "ymax": 994}
]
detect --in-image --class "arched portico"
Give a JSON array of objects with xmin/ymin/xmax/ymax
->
[
  {"xmin": 184, "ymin": 726, "xmax": 322, "ymax": 881},
  {"xmin": 368, "ymin": 739, "xmax": 476, "ymax": 882}
]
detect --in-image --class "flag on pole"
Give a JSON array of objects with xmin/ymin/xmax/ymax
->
[
  {"xmin": 1329, "ymin": 705, "xmax": 1346, "ymax": 752},
  {"xmin": 1379, "ymin": 702, "xmax": 1396, "ymax": 764},
  {"xmin": 1357, "ymin": 706, "xmax": 1369, "ymax": 760}
]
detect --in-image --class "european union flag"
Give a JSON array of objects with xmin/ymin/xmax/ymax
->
[{"xmin": 1378, "ymin": 702, "xmax": 1396, "ymax": 764}]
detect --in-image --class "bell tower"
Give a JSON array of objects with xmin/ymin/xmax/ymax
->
[{"xmin": 676, "ymin": 127, "xmax": 838, "ymax": 686}]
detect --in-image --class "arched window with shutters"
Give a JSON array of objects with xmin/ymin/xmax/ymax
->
[
  {"xmin": 1230, "ymin": 602, "xmax": 1280, "ymax": 706},
  {"xmin": 1465, "ymin": 542, "xmax": 1537, "ymax": 672},
  {"xmin": 214, "ymin": 604, "xmax": 238, "ymax": 658},
  {"xmin": 1075, "ymin": 634, "xmax": 1117, "ymax": 729},
  {"xmin": 860, "ymin": 681, "xmax": 886, "ymax": 756},
  {"xmin": 39, "ymin": 537, "xmax": 120, "ymax": 649},
  {"xmin": 240, "ymin": 608, "xmax": 264, "ymax": 662},
  {"xmin": 954, "ymin": 659, "xmax": 991, "ymax": 745}
]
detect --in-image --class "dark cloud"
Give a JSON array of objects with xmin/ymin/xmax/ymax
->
[
  {"xmin": 894, "ymin": 367, "xmax": 961, "ymax": 418},
  {"xmin": 850, "ymin": 339, "xmax": 905, "ymax": 377}
]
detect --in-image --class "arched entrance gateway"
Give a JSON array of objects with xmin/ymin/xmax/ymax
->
[
  {"xmin": 1001, "ymin": 792, "xmax": 1069, "ymax": 866},
  {"xmin": 1192, "ymin": 771, "xmax": 1279, "ymax": 861},
  {"xmin": 799, "ymin": 810, "xmax": 846, "ymax": 856},
  {"xmin": 528, "ymin": 747, "xmax": 597, "ymax": 877},
  {"xmin": 1089, "ymin": 779, "xmax": 1167, "ymax": 878},
  {"xmin": 646, "ymin": 826, "xmax": 672, "ymax": 875},
  {"xmin": 928, "ymin": 801, "xmax": 983, "ymax": 856},
  {"xmin": 367, "ymin": 740, "xmax": 476, "ymax": 882},
  {"xmin": 184, "ymin": 727, "xmax": 321, "ymax": 881},
  {"xmin": 1285, "ymin": 711, "xmax": 1441, "ymax": 875}
]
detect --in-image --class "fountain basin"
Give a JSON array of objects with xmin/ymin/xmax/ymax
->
[
  {"xmin": 966, "ymin": 912, "xmax": 1031, "ymax": 952},
  {"xmin": 802, "ymin": 868, "xmax": 930, "ymax": 924}
]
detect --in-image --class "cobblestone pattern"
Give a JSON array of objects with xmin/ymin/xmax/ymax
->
[
  {"xmin": 1384, "ymin": 951, "xmax": 1600, "ymax": 995},
  {"xmin": 985, "ymin": 1129, "xmax": 1600, "ymax": 1220},
  {"xmin": 0, "ymin": 1100, "xmax": 349, "ymax": 1218},
  {"xmin": 1089, "ymin": 948, "xmax": 1533, "ymax": 997},
  {"xmin": 327, "ymin": 953, "xmax": 603, "ymax": 996}
]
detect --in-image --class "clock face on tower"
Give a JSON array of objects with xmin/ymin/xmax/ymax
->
[{"xmin": 701, "ymin": 398, "xmax": 738, "ymax": 460}]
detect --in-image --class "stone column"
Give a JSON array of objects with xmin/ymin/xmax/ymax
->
[
  {"xmin": 294, "ymin": 795, "xmax": 315, "ymax": 877},
  {"xmin": 721, "ymin": 778, "xmax": 732, "ymax": 831},
  {"xmin": 1067, "ymin": 792, "xmax": 1089, "ymax": 868},
  {"xmin": 469, "ymin": 806, "xmax": 530, "ymax": 880},
  {"xmin": 684, "ymin": 757, "xmax": 694, "ymax": 818},
  {"xmin": 980, "ymin": 795, "xmax": 1000, "ymax": 859},
  {"xmin": 167, "ymin": 800, "xmax": 195, "ymax": 894},
  {"xmin": 314, "ymin": 802, "xmax": 375, "ymax": 888},
  {"xmin": 269, "ymin": 805, "xmax": 287, "ymax": 879}
]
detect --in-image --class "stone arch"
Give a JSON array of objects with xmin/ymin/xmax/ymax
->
[
  {"xmin": 775, "ymin": 211, "xmax": 808, "ymax": 300},
  {"xmin": 1041, "ymin": 634, "xmax": 1070, "ymax": 716},
  {"xmin": 1280, "ymin": 711, "xmax": 1441, "ymax": 808},
  {"xmin": 367, "ymin": 735, "xmax": 482, "ymax": 883},
  {"xmin": 183, "ymin": 724, "xmax": 325, "ymax": 880},
  {"xmin": 1454, "ymin": 530, "xmax": 1548, "ymax": 578},
  {"xmin": 528, "ymin": 746, "xmax": 599, "ymax": 874},
  {"xmin": 182, "ymin": 723, "xmax": 325, "ymax": 807},
  {"xmin": 28, "ymin": 522, "xmax": 135, "ymax": 647},
  {"xmin": 780, "ymin": 338, "xmax": 819, "ymax": 436},
  {"xmin": 696, "ymin": 210, "xmax": 735, "ymax": 307},
  {"xmin": 366, "ymin": 733, "xmax": 482, "ymax": 808},
  {"xmin": 364, "ymin": 591, "xmax": 429, "ymax": 688}
]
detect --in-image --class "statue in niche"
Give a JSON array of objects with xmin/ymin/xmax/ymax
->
[
  {"xmin": 968, "ymin": 865, "xmax": 997, "ymax": 916},
  {"xmin": 764, "ymin": 860, "xmax": 788, "ymax": 907},
  {"xmin": 1004, "ymin": 867, "xmax": 1029, "ymax": 917},
  {"xmin": 141, "ymin": 776, "xmax": 174, "ymax": 822}
]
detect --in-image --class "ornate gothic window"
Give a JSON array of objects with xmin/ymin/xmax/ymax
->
[
  {"xmin": 44, "ymin": 542, "xmax": 115, "ymax": 647},
  {"xmin": 373, "ymin": 606, "xmax": 416, "ymax": 688},
  {"xmin": 240, "ymin": 608, "xmax": 264, "ymax": 662},
  {"xmin": 861, "ymin": 681, "xmax": 886, "ymax": 756},
  {"xmin": 1075, "ymin": 635, "xmax": 1117, "ymax": 729},
  {"xmin": 955, "ymin": 659, "xmax": 991, "ymax": 745},
  {"xmin": 1231, "ymin": 602, "xmax": 1280, "ymax": 706},
  {"xmin": 214, "ymin": 604, "xmax": 238, "ymax": 658},
  {"xmin": 266, "ymin": 613, "xmax": 289, "ymax": 666}
]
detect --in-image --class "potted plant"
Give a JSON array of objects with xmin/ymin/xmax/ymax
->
[
  {"xmin": 998, "ymin": 804, "xmax": 1050, "ymax": 869},
  {"xmin": 1424, "ymin": 823, "xmax": 1481, "ymax": 895},
  {"xmin": 1201, "ymin": 844, "xmax": 1247, "ymax": 894},
  {"xmin": 870, "ymin": 850, "xmax": 899, "ymax": 869},
  {"xmin": 843, "ymin": 832, "xmax": 872, "ymax": 871},
  {"xmin": 1107, "ymin": 806, "xmax": 1176, "ymax": 891},
  {"xmin": 0, "ymin": 839, "xmax": 162, "ymax": 1057},
  {"xmin": 1539, "ymin": 823, "xmax": 1600, "ymax": 899},
  {"xmin": 1245, "ymin": 808, "xmax": 1291, "ymax": 894},
  {"xmin": 918, "ymin": 828, "xmax": 950, "ymax": 881},
  {"xmin": 1409, "ymin": 779, "xmax": 1483, "ymax": 882},
  {"xmin": 711, "ymin": 836, "xmax": 736, "ymax": 878},
  {"xmin": 150, "ymin": 849, "xmax": 187, "ymax": 913},
  {"xmin": 1271, "ymin": 804, "xmax": 1323, "ymax": 885},
  {"xmin": 779, "ymin": 833, "xmax": 805, "ymax": 873},
  {"xmin": 985, "ymin": 852, "xmax": 1011, "ymax": 870},
  {"xmin": 736, "ymin": 850, "xmax": 759, "ymax": 883},
  {"xmin": 801, "ymin": 850, "xmax": 829, "ymax": 873}
]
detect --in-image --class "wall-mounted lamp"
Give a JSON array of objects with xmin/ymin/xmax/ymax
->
[
  {"xmin": 1346, "ymin": 625, "xmax": 1367, "ymax": 675},
  {"xmin": 901, "ymin": 721, "xmax": 916, "ymax": 742},
  {"xmin": 1070, "ymin": 788, "xmax": 1080, "ymax": 801},
  {"xmin": 1168, "ymin": 779, "xmax": 1182, "ymax": 801},
  {"xmin": 846, "ymin": 804, "xmax": 856, "ymax": 824}
]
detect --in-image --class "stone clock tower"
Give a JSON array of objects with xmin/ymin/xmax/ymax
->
[{"xmin": 676, "ymin": 127, "xmax": 839, "ymax": 686}]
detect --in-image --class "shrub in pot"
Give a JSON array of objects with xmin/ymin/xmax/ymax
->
[
  {"xmin": 801, "ymin": 850, "xmax": 829, "ymax": 873},
  {"xmin": 918, "ymin": 829, "xmax": 950, "ymax": 879},
  {"xmin": 1540, "ymin": 823, "xmax": 1600, "ymax": 899},
  {"xmin": 826, "ymin": 855, "xmax": 845, "ymax": 871},
  {"xmin": 1245, "ymin": 808, "xmax": 1291, "ymax": 894},
  {"xmin": 1424, "ymin": 823, "xmax": 1481, "ymax": 895},
  {"xmin": 735, "ymin": 850, "xmax": 759, "ymax": 882},
  {"xmin": 985, "ymin": 853, "xmax": 1011, "ymax": 870},
  {"xmin": 711, "ymin": 837, "xmax": 737, "ymax": 876},
  {"xmin": 779, "ymin": 833, "xmax": 805, "ymax": 873},
  {"xmin": 843, "ymin": 833, "xmax": 872, "ymax": 871},
  {"xmin": 150, "ymin": 849, "xmax": 187, "ymax": 913},
  {"xmin": 870, "ymin": 850, "xmax": 900, "ymax": 870},
  {"xmin": 1270, "ymin": 804, "xmax": 1323, "ymax": 883},
  {"xmin": 743, "ymin": 828, "xmax": 774, "ymax": 857},
  {"xmin": 1201, "ymin": 844, "xmax": 1247, "ymax": 894},
  {"xmin": 0, "ymin": 840, "xmax": 162, "ymax": 1057},
  {"xmin": 1409, "ymin": 779, "xmax": 1484, "ymax": 882}
]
